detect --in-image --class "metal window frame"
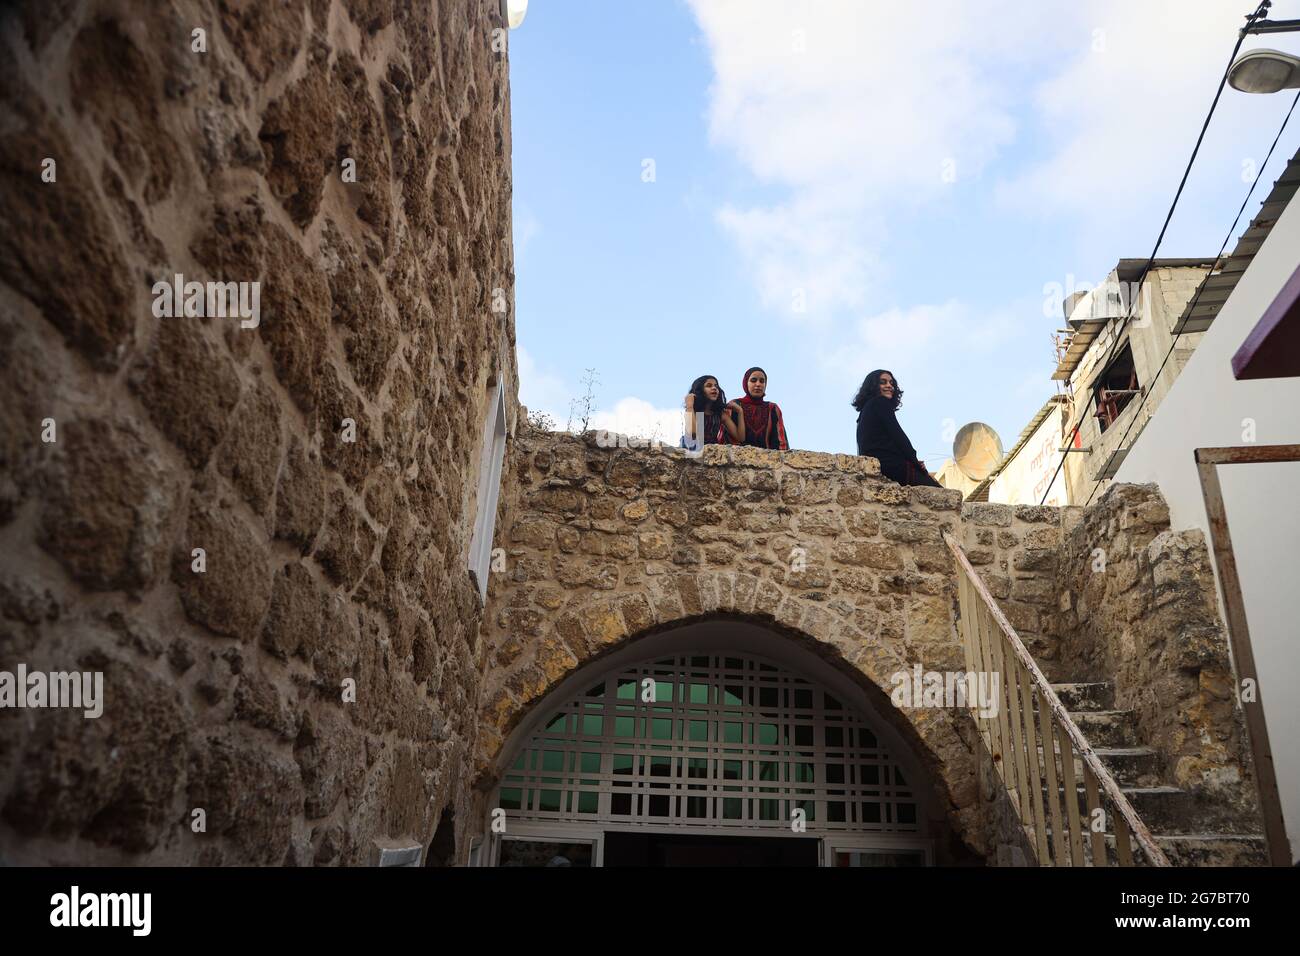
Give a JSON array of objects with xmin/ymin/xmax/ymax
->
[
  {"xmin": 1194, "ymin": 444, "xmax": 1299, "ymax": 866},
  {"xmin": 468, "ymin": 383, "xmax": 508, "ymax": 603},
  {"xmin": 489, "ymin": 649, "xmax": 931, "ymax": 867}
]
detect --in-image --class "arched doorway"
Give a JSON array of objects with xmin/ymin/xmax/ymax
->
[{"xmin": 480, "ymin": 621, "xmax": 936, "ymax": 866}]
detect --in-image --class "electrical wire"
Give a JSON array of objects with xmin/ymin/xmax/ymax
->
[
  {"xmin": 1083, "ymin": 85, "xmax": 1300, "ymax": 507},
  {"xmin": 1037, "ymin": 0, "xmax": 1274, "ymax": 505}
]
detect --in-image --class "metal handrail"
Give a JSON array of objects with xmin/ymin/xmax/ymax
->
[{"xmin": 943, "ymin": 532, "xmax": 1170, "ymax": 867}]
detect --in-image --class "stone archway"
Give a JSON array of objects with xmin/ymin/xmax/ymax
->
[
  {"xmin": 473, "ymin": 434, "xmax": 1031, "ymax": 861},
  {"xmin": 478, "ymin": 604, "xmax": 986, "ymax": 861}
]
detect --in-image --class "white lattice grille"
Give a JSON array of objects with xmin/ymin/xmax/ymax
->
[{"xmin": 497, "ymin": 652, "xmax": 920, "ymax": 833}]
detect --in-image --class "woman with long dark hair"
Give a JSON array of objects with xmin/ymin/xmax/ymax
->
[
  {"xmin": 682, "ymin": 374, "xmax": 743, "ymax": 447},
  {"xmin": 853, "ymin": 369, "xmax": 941, "ymax": 487},
  {"xmin": 723, "ymin": 367, "xmax": 789, "ymax": 450}
]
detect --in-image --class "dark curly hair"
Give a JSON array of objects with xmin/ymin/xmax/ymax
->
[
  {"xmin": 688, "ymin": 374, "xmax": 727, "ymax": 415},
  {"xmin": 851, "ymin": 369, "xmax": 902, "ymax": 412}
]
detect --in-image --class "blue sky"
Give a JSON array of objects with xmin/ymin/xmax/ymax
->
[{"xmin": 508, "ymin": 0, "xmax": 1300, "ymax": 466}]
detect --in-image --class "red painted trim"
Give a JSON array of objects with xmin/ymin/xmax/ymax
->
[{"xmin": 1232, "ymin": 261, "xmax": 1300, "ymax": 380}]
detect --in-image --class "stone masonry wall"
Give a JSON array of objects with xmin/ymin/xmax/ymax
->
[
  {"xmin": 474, "ymin": 430, "xmax": 1089, "ymax": 861},
  {"xmin": 0, "ymin": 0, "xmax": 515, "ymax": 865},
  {"xmin": 1055, "ymin": 483, "xmax": 1261, "ymax": 829}
]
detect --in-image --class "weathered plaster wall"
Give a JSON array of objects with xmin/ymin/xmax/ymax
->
[{"xmin": 0, "ymin": 0, "xmax": 515, "ymax": 865}]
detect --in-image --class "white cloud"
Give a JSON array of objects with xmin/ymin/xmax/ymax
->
[
  {"xmin": 590, "ymin": 397, "xmax": 686, "ymax": 444},
  {"xmin": 686, "ymin": 0, "xmax": 1290, "ymax": 323},
  {"xmin": 686, "ymin": 0, "xmax": 1050, "ymax": 318},
  {"xmin": 518, "ymin": 348, "xmax": 684, "ymax": 439},
  {"xmin": 513, "ymin": 205, "xmax": 541, "ymax": 261},
  {"xmin": 517, "ymin": 346, "xmax": 569, "ymax": 421},
  {"xmin": 996, "ymin": 0, "xmax": 1274, "ymax": 227}
]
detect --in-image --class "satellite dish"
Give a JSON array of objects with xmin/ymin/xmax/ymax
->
[{"xmin": 953, "ymin": 422, "xmax": 1004, "ymax": 481}]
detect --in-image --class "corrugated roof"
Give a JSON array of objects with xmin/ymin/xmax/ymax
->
[
  {"xmin": 1173, "ymin": 148, "xmax": 1300, "ymax": 335},
  {"xmin": 1052, "ymin": 259, "xmax": 1218, "ymax": 381}
]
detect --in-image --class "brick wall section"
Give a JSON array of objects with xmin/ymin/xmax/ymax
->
[
  {"xmin": 1055, "ymin": 483, "xmax": 1261, "ymax": 828},
  {"xmin": 0, "ymin": 0, "xmax": 515, "ymax": 864}
]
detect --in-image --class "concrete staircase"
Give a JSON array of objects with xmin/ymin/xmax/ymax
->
[{"xmin": 1035, "ymin": 681, "xmax": 1266, "ymax": 866}]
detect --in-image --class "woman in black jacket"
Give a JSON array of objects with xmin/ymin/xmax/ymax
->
[{"xmin": 853, "ymin": 369, "xmax": 942, "ymax": 487}]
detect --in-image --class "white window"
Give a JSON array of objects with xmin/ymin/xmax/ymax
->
[{"xmin": 468, "ymin": 382, "xmax": 508, "ymax": 604}]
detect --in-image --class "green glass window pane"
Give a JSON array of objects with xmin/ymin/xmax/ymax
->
[
  {"xmin": 724, "ymin": 722, "xmax": 742, "ymax": 743},
  {"xmin": 582, "ymin": 714, "xmax": 603, "ymax": 736},
  {"xmin": 688, "ymin": 758, "xmax": 708, "ymax": 777},
  {"xmin": 586, "ymin": 683, "xmax": 604, "ymax": 698},
  {"xmin": 759, "ymin": 760, "xmax": 778, "ymax": 781},
  {"xmin": 651, "ymin": 718, "xmax": 672, "ymax": 740},
  {"xmin": 689, "ymin": 720, "xmax": 708, "ymax": 742},
  {"xmin": 616, "ymin": 679, "xmax": 636, "ymax": 700},
  {"xmin": 499, "ymin": 788, "xmax": 521, "ymax": 810},
  {"xmin": 545, "ymin": 713, "xmax": 566, "ymax": 733},
  {"xmin": 797, "ymin": 799, "xmax": 815, "ymax": 822},
  {"xmin": 656, "ymin": 681, "xmax": 674, "ymax": 703},
  {"xmin": 539, "ymin": 790, "xmax": 561, "ymax": 812},
  {"xmin": 687, "ymin": 683, "xmax": 707, "ymax": 704},
  {"xmin": 541, "ymin": 750, "xmax": 563, "ymax": 772},
  {"xmin": 724, "ymin": 685, "xmax": 744, "ymax": 706},
  {"xmin": 511, "ymin": 753, "xmax": 526, "ymax": 771},
  {"xmin": 760, "ymin": 799, "xmax": 779, "ymax": 820},
  {"xmin": 723, "ymin": 797, "xmax": 742, "ymax": 819},
  {"xmin": 581, "ymin": 752, "xmax": 601, "ymax": 773},
  {"xmin": 723, "ymin": 760, "xmax": 741, "ymax": 781},
  {"xmin": 758, "ymin": 723, "xmax": 778, "ymax": 745},
  {"xmin": 796, "ymin": 762, "xmax": 814, "ymax": 783},
  {"xmin": 649, "ymin": 756, "xmax": 671, "ymax": 777},
  {"xmin": 687, "ymin": 796, "xmax": 708, "ymax": 818},
  {"xmin": 578, "ymin": 791, "xmax": 599, "ymax": 814},
  {"xmin": 613, "ymin": 755, "xmax": 634, "ymax": 775},
  {"xmin": 615, "ymin": 716, "xmax": 634, "ymax": 737}
]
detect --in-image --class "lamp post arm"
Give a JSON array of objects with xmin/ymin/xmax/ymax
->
[{"xmin": 1243, "ymin": 18, "xmax": 1300, "ymax": 36}]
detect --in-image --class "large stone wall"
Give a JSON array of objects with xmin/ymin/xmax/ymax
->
[
  {"xmin": 0, "ymin": 0, "xmax": 515, "ymax": 864},
  {"xmin": 475, "ymin": 430, "xmax": 1091, "ymax": 860}
]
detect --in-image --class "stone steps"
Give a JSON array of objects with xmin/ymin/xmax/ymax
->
[
  {"xmin": 1033, "ymin": 745, "xmax": 1162, "ymax": 788},
  {"xmin": 1008, "ymin": 677, "xmax": 1263, "ymax": 865},
  {"xmin": 1040, "ymin": 829, "xmax": 1269, "ymax": 867}
]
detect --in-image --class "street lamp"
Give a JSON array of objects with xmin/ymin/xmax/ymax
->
[{"xmin": 1228, "ymin": 48, "xmax": 1300, "ymax": 93}]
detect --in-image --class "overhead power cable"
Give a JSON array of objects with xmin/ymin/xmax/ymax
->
[
  {"xmin": 1037, "ymin": 0, "xmax": 1274, "ymax": 505},
  {"xmin": 1083, "ymin": 86, "xmax": 1300, "ymax": 507}
]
